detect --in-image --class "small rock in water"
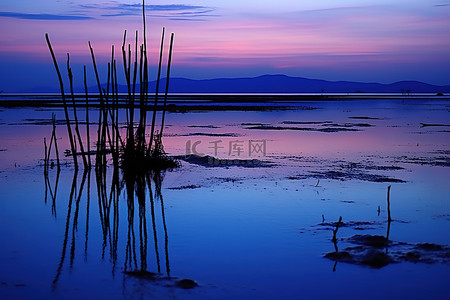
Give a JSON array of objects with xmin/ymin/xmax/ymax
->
[
  {"xmin": 402, "ymin": 251, "xmax": 421, "ymax": 263},
  {"xmin": 324, "ymin": 251, "xmax": 353, "ymax": 262},
  {"xmin": 349, "ymin": 235, "xmax": 390, "ymax": 248},
  {"xmin": 176, "ymin": 279, "xmax": 198, "ymax": 289},
  {"xmin": 416, "ymin": 243, "xmax": 443, "ymax": 251},
  {"xmin": 361, "ymin": 250, "xmax": 394, "ymax": 268}
]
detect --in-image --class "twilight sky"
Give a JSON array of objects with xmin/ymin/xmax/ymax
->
[{"xmin": 0, "ymin": 0, "xmax": 449, "ymax": 91}]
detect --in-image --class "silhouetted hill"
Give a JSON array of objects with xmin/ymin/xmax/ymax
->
[
  {"xmin": 162, "ymin": 75, "xmax": 449, "ymax": 93},
  {"xmin": 26, "ymin": 74, "xmax": 450, "ymax": 93}
]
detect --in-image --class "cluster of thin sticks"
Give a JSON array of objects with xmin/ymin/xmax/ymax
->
[{"xmin": 45, "ymin": 0, "xmax": 175, "ymax": 173}]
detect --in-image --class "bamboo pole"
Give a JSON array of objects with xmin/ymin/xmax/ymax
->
[
  {"xmin": 133, "ymin": 31, "xmax": 138, "ymax": 103},
  {"xmin": 67, "ymin": 53, "xmax": 88, "ymax": 168},
  {"xmin": 148, "ymin": 27, "xmax": 165, "ymax": 155},
  {"xmin": 159, "ymin": 33, "xmax": 175, "ymax": 141},
  {"xmin": 122, "ymin": 31, "xmax": 134, "ymax": 148},
  {"xmin": 84, "ymin": 66, "xmax": 91, "ymax": 168},
  {"xmin": 143, "ymin": 0, "xmax": 147, "ymax": 52},
  {"xmin": 45, "ymin": 33, "xmax": 78, "ymax": 170},
  {"xmin": 88, "ymin": 41, "xmax": 104, "ymax": 168},
  {"xmin": 114, "ymin": 60, "xmax": 120, "ymax": 155}
]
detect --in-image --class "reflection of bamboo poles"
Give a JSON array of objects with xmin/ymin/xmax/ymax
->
[
  {"xmin": 44, "ymin": 115, "xmax": 61, "ymax": 217},
  {"xmin": 70, "ymin": 170, "xmax": 88, "ymax": 269},
  {"xmin": 332, "ymin": 216, "xmax": 342, "ymax": 251},
  {"xmin": 52, "ymin": 169, "xmax": 78, "ymax": 290},
  {"xmin": 84, "ymin": 169, "xmax": 91, "ymax": 261},
  {"xmin": 52, "ymin": 114, "xmax": 61, "ymax": 170},
  {"xmin": 45, "ymin": 116, "xmax": 58, "ymax": 170},
  {"xmin": 160, "ymin": 193, "xmax": 171, "ymax": 277},
  {"xmin": 44, "ymin": 166, "xmax": 60, "ymax": 218},
  {"xmin": 137, "ymin": 175, "xmax": 148, "ymax": 271},
  {"xmin": 147, "ymin": 177, "xmax": 161, "ymax": 273},
  {"xmin": 51, "ymin": 166, "xmax": 174, "ymax": 289},
  {"xmin": 111, "ymin": 169, "xmax": 120, "ymax": 275}
]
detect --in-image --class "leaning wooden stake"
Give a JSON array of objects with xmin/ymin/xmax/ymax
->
[
  {"xmin": 45, "ymin": 33, "xmax": 78, "ymax": 170},
  {"xmin": 387, "ymin": 185, "xmax": 392, "ymax": 222},
  {"xmin": 332, "ymin": 216, "xmax": 342, "ymax": 243}
]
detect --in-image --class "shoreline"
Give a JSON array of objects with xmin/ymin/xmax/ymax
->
[{"xmin": 1, "ymin": 93, "xmax": 449, "ymax": 109}]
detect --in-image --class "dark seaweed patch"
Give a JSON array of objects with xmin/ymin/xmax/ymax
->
[
  {"xmin": 324, "ymin": 235, "xmax": 450, "ymax": 268},
  {"xmin": 322, "ymin": 123, "xmax": 373, "ymax": 128},
  {"xmin": 348, "ymin": 116, "xmax": 382, "ymax": 120},
  {"xmin": 420, "ymin": 123, "xmax": 450, "ymax": 127},
  {"xmin": 280, "ymin": 121, "xmax": 333, "ymax": 125},
  {"xmin": 415, "ymin": 243, "xmax": 443, "ymax": 251},
  {"xmin": 317, "ymin": 221, "xmax": 381, "ymax": 231},
  {"xmin": 305, "ymin": 170, "xmax": 406, "ymax": 183},
  {"xmin": 244, "ymin": 125, "xmax": 360, "ymax": 132},
  {"xmin": 187, "ymin": 125, "xmax": 221, "ymax": 128},
  {"xmin": 318, "ymin": 127, "xmax": 360, "ymax": 132},
  {"xmin": 241, "ymin": 122, "xmax": 270, "ymax": 126},
  {"xmin": 348, "ymin": 234, "xmax": 391, "ymax": 248},
  {"xmin": 400, "ymin": 156, "xmax": 450, "ymax": 167},
  {"xmin": 186, "ymin": 132, "xmax": 239, "ymax": 137},
  {"xmin": 168, "ymin": 184, "xmax": 201, "ymax": 190},
  {"xmin": 175, "ymin": 155, "xmax": 273, "ymax": 168}
]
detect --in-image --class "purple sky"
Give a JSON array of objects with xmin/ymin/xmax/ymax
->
[{"xmin": 0, "ymin": 0, "xmax": 450, "ymax": 92}]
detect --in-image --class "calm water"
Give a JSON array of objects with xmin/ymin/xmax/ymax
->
[{"xmin": 0, "ymin": 99, "xmax": 449, "ymax": 299}]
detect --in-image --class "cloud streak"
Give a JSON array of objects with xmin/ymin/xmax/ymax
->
[
  {"xmin": 0, "ymin": 11, "xmax": 93, "ymax": 20},
  {"xmin": 78, "ymin": 2, "xmax": 219, "ymax": 20}
]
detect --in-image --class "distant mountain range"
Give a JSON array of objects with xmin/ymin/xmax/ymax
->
[
  {"xmin": 30, "ymin": 74, "xmax": 450, "ymax": 93},
  {"xmin": 159, "ymin": 75, "xmax": 450, "ymax": 93}
]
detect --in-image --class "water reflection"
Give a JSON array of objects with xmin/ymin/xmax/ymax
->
[{"xmin": 46, "ymin": 165, "xmax": 176, "ymax": 290}]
